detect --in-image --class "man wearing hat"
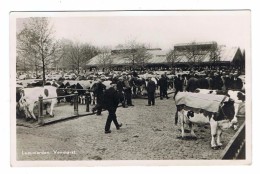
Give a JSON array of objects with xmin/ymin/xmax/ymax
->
[
  {"xmin": 103, "ymin": 82, "xmax": 123, "ymax": 134},
  {"xmin": 146, "ymin": 75, "xmax": 156, "ymax": 106},
  {"xmin": 123, "ymin": 75, "xmax": 134, "ymax": 107}
]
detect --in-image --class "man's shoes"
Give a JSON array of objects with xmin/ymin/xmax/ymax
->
[
  {"xmin": 92, "ymin": 108, "xmax": 95, "ymax": 113},
  {"xmin": 129, "ymin": 104, "xmax": 134, "ymax": 106},
  {"xmin": 105, "ymin": 130, "xmax": 111, "ymax": 134},
  {"xmin": 116, "ymin": 123, "xmax": 123, "ymax": 130},
  {"xmin": 146, "ymin": 104, "xmax": 151, "ymax": 106}
]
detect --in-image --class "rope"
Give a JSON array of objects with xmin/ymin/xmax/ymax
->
[
  {"xmin": 57, "ymin": 88, "xmax": 90, "ymax": 91},
  {"xmin": 41, "ymin": 94, "xmax": 76, "ymax": 100}
]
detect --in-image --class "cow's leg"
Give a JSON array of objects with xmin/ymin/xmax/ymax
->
[
  {"xmin": 190, "ymin": 123, "xmax": 197, "ymax": 138},
  {"xmin": 210, "ymin": 118, "xmax": 218, "ymax": 149},
  {"xmin": 49, "ymin": 99, "xmax": 56, "ymax": 117},
  {"xmin": 28, "ymin": 104, "xmax": 37, "ymax": 120},
  {"xmin": 216, "ymin": 129, "xmax": 223, "ymax": 147},
  {"xmin": 178, "ymin": 110, "xmax": 186, "ymax": 138},
  {"xmin": 92, "ymin": 95, "xmax": 96, "ymax": 105},
  {"xmin": 82, "ymin": 95, "xmax": 85, "ymax": 104}
]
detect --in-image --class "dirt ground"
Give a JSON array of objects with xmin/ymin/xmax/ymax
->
[{"xmin": 16, "ymin": 93, "xmax": 244, "ymax": 161}]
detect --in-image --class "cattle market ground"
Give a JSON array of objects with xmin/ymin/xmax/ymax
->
[{"xmin": 16, "ymin": 93, "xmax": 245, "ymax": 161}]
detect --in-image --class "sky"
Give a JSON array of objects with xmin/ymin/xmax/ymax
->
[{"xmin": 16, "ymin": 11, "xmax": 250, "ymax": 51}]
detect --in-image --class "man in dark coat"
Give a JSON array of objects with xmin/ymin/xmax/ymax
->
[
  {"xmin": 123, "ymin": 75, "xmax": 134, "ymax": 106},
  {"xmin": 198, "ymin": 75, "xmax": 209, "ymax": 89},
  {"xmin": 146, "ymin": 75, "xmax": 156, "ymax": 106},
  {"xmin": 116, "ymin": 77, "xmax": 126, "ymax": 107},
  {"xmin": 103, "ymin": 83, "xmax": 122, "ymax": 134},
  {"xmin": 231, "ymin": 73, "xmax": 243, "ymax": 90},
  {"xmin": 158, "ymin": 74, "xmax": 169, "ymax": 100},
  {"xmin": 186, "ymin": 75, "xmax": 198, "ymax": 92},
  {"xmin": 212, "ymin": 73, "xmax": 223, "ymax": 90},
  {"xmin": 92, "ymin": 79, "xmax": 106, "ymax": 115},
  {"xmin": 223, "ymin": 73, "xmax": 233, "ymax": 90},
  {"xmin": 173, "ymin": 75, "xmax": 184, "ymax": 99}
]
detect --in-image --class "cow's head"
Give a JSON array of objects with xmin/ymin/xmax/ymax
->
[
  {"xmin": 237, "ymin": 92, "xmax": 245, "ymax": 102},
  {"xmin": 18, "ymin": 97, "xmax": 31, "ymax": 119},
  {"xmin": 219, "ymin": 98, "xmax": 238, "ymax": 129}
]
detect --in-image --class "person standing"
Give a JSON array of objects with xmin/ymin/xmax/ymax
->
[
  {"xmin": 123, "ymin": 75, "xmax": 134, "ymax": 106},
  {"xmin": 103, "ymin": 83, "xmax": 122, "ymax": 134},
  {"xmin": 92, "ymin": 79, "xmax": 106, "ymax": 115},
  {"xmin": 146, "ymin": 75, "xmax": 156, "ymax": 106},
  {"xmin": 158, "ymin": 74, "xmax": 169, "ymax": 100},
  {"xmin": 116, "ymin": 76, "xmax": 126, "ymax": 108},
  {"xmin": 231, "ymin": 73, "xmax": 243, "ymax": 90},
  {"xmin": 186, "ymin": 74, "xmax": 199, "ymax": 92},
  {"xmin": 173, "ymin": 74, "xmax": 184, "ymax": 99}
]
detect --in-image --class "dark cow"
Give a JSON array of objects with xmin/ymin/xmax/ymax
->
[
  {"xmin": 186, "ymin": 77, "xmax": 199, "ymax": 92},
  {"xmin": 130, "ymin": 77, "xmax": 146, "ymax": 96}
]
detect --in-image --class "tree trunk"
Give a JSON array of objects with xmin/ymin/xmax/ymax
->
[
  {"xmin": 42, "ymin": 54, "xmax": 45, "ymax": 86},
  {"xmin": 35, "ymin": 64, "xmax": 38, "ymax": 77}
]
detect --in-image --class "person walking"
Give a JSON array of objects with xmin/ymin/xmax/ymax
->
[
  {"xmin": 146, "ymin": 75, "xmax": 156, "ymax": 106},
  {"xmin": 103, "ymin": 82, "xmax": 122, "ymax": 134}
]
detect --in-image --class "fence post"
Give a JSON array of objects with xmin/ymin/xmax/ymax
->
[
  {"xmin": 38, "ymin": 95, "xmax": 44, "ymax": 125},
  {"xmin": 74, "ymin": 91, "xmax": 79, "ymax": 116},
  {"xmin": 85, "ymin": 90, "xmax": 90, "ymax": 112}
]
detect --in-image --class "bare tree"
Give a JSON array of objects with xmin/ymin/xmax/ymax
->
[
  {"xmin": 81, "ymin": 43, "xmax": 99, "ymax": 71},
  {"xmin": 65, "ymin": 42, "xmax": 83, "ymax": 74},
  {"xmin": 166, "ymin": 48, "xmax": 182, "ymax": 71},
  {"xmin": 61, "ymin": 41, "xmax": 98, "ymax": 74},
  {"xmin": 180, "ymin": 42, "xmax": 205, "ymax": 68},
  {"xmin": 17, "ymin": 17, "xmax": 59, "ymax": 85},
  {"xmin": 96, "ymin": 47, "xmax": 113, "ymax": 71},
  {"xmin": 117, "ymin": 40, "xmax": 152, "ymax": 70},
  {"xmin": 209, "ymin": 43, "xmax": 223, "ymax": 66}
]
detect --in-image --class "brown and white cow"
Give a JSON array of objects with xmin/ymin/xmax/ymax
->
[
  {"xmin": 175, "ymin": 92, "xmax": 237, "ymax": 149},
  {"xmin": 18, "ymin": 86, "xmax": 58, "ymax": 120}
]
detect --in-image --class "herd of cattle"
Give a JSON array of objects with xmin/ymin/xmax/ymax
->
[
  {"xmin": 16, "ymin": 72, "xmax": 246, "ymax": 149},
  {"xmin": 16, "ymin": 79, "xmax": 114, "ymax": 120}
]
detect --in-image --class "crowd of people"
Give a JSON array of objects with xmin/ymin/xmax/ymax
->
[
  {"xmin": 17, "ymin": 68, "xmax": 245, "ymax": 134},
  {"xmin": 88, "ymin": 69, "xmax": 245, "ymax": 134}
]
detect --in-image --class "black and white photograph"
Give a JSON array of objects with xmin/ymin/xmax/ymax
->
[{"xmin": 10, "ymin": 10, "xmax": 251, "ymax": 166}]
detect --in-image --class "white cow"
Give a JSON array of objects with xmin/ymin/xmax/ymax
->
[
  {"xmin": 18, "ymin": 86, "xmax": 58, "ymax": 120},
  {"xmin": 175, "ymin": 92, "xmax": 238, "ymax": 149}
]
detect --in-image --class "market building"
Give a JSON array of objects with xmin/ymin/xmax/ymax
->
[{"xmin": 86, "ymin": 42, "xmax": 245, "ymax": 72}]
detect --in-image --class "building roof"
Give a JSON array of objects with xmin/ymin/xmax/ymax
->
[
  {"xmin": 86, "ymin": 46, "xmax": 241, "ymax": 66},
  {"xmin": 87, "ymin": 49, "xmax": 168, "ymax": 66}
]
